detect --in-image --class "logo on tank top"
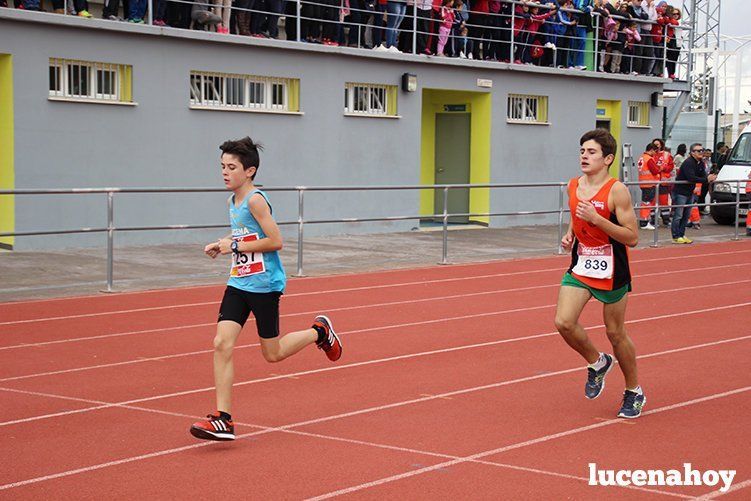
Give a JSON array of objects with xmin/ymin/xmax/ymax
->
[{"xmin": 591, "ymin": 200, "xmax": 605, "ymax": 210}]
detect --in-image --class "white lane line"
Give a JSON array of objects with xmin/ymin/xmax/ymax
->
[
  {"xmin": 2, "ymin": 250, "xmax": 749, "ymax": 326},
  {"xmin": 305, "ymin": 387, "xmax": 751, "ymax": 500},
  {"xmin": 3, "ymin": 277, "xmax": 751, "ymax": 382},
  {"xmin": 2, "ymin": 316, "xmax": 750, "ymax": 431},
  {"xmin": 2, "ymin": 382, "xmax": 747, "ymax": 494},
  {"xmin": 3, "ymin": 260, "xmax": 749, "ymax": 351}
]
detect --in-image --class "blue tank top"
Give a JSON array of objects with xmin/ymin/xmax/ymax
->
[{"xmin": 226, "ymin": 189, "xmax": 286, "ymax": 293}]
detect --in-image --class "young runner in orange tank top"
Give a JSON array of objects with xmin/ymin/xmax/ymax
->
[{"xmin": 554, "ymin": 129, "xmax": 646, "ymax": 419}]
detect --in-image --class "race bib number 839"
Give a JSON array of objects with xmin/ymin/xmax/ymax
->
[{"xmin": 572, "ymin": 244, "xmax": 614, "ymax": 280}]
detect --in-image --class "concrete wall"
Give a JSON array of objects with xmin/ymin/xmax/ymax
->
[{"xmin": 0, "ymin": 10, "xmax": 665, "ymax": 250}]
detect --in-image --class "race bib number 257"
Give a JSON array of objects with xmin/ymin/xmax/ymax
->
[{"xmin": 230, "ymin": 233, "xmax": 265, "ymax": 278}]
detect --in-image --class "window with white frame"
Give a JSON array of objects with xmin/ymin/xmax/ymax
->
[
  {"xmin": 189, "ymin": 71, "xmax": 299, "ymax": 112},
  {"xmin": 344, "ymin": 83, "xmax": 397, "ymax": 116},
  {"xmin": 507, "ymin": 94, "xmax": 548, "ymax": 124},
  {"xmin": 49, "ymin": 58, "xmax": 132, "ymax": 103},
  {"xmin": 628, "ymin": 101, "xmax": 650, "ymax": 127}
]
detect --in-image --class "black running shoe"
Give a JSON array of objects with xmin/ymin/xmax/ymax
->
[
  {"xmin": 585, "ymin": 353, "xmax": 614, "ymax": 399},
  {"xmin": 617, "ymin": 390, "xmax": 646, "ymax": 419}
]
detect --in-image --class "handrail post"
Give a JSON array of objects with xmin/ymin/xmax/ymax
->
[
  {"xmin": 412, "ymin": 2, "xmax": 417, "ymax": 54},
  {"xmin": 651, "ymin": 181, "xmax": 660, "ymax": 248},
  {"xmin": 296, "ymin": 0, "xmax": 302, "ymax": 42},
  {"xmin": 106, "ymin": 191, "xmax": 115, "ymax": 292},
  {"xmin": 295, "ymin": 188, "xmax": 306, "ymax": 276},
  {"xmin": 441, "ymin": 186, "xmax": 449, "ymax": 264},
  {"xmin": 510, "ymin": 5, "xmax": 516, "ymax": 63},
  {"xmin": 734, "ymin": 180, "xmax": 740, "ymax": 240},
  {"xmin": 594, "ymin": 13, "xmax": 600, "ymax": 71},
  {"xmin": 557, "ymin": 184, "xmax": 564, "ymax": 254},
  {"xmin": 147, "ymin": 0, "xmax": 153, "ymax": 25}
]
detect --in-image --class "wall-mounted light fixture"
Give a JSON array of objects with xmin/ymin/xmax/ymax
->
[{"xmin": 402, "ymin": 73, "xmax": 417, "ymax": 92}]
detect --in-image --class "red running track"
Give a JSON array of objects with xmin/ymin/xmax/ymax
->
[{"xmin": 1, "ymin": 241, "xmax": 750, "ymax": 499}]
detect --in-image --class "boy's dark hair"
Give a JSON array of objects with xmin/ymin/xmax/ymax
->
[
  {"xmin": 220, "ymin": 137, "xmax": 263, "ymax": 179},
  {"xmin": 676, "ymin": 143, "xmax": 687, "ymax": 156},
  {"xmin": 580, "ymin": 129, "xmax": 617, "ymax": 162},
  {"xmin": 646, "ymin": 143, "xmax": 658, "ymax": 152},
  {"xmin": 652, "ymin": 138, "xmax": 665, "ymax": 149}
]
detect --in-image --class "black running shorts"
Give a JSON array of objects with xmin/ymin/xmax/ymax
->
[{"xmin": 217, "ymin": 286, "xmax": 282, "ymax": 339}]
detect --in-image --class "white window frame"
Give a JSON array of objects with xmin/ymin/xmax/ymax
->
[
  {"xmin": 190, "ymin": 71, "xmax": 292, "ymax": 112},
  {"xmin": 344, "ymin": 83, "xmax": 392, "ymax": 116},
  {"xmin": 627, "ymin": 101, "xmax": 650, "ymax": 127},
  {"xmin": 507, "ymin": 94, "xmax": 548, "ymax": 124},
  {"xmin": 49, "ymin": 59, "xmax": 127, "ymax": 103}
]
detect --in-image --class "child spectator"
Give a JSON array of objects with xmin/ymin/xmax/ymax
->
[
  {"xmin": 519, "ymin": 3, "xmax": 556, "ymax": 64},
  {"xmin": 622, "ymin": 19, "xmax": 641, "ymax": 74},
  {"xmin": 436, "ymin": 0, "xmax": 455, "ymax": 55}
]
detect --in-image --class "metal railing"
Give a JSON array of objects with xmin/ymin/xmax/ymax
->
[
  {"xmin": 9, "ymin": 0, "xmax": 692, "ymax": 80},
  {"xmin": 1, "ymin": 179, "xmax": 749, "ymax": 292}
]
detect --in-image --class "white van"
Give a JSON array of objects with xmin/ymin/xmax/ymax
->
[{"xmin": 710, "ymin": 128, "xmax": 751, "ymax": 225}]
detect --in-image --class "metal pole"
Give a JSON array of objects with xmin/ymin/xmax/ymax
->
[
  {"xmin": 557, "ymin": 184, "xmax": 564, "ymax": 254},
  {"xmin": 662, "ymin": 24, "xmax": 668, "ymax": 77},
  {"xmin": 147, "ymin": 0, "xmax": 153, "ymax": 24},
  {"xmin": 441, "ymin": 187, "xmax": 449, "ymax": 264},
  {"xmin": 651, "ymin": 182, "xmax": 660, "ymax": 247},
  {"xmin": 296, "ymin": 0, "xmax": 302, "ymax": 43},
  {"xmin": 412, "ymin": 2, "xmax": 417, "ymax": 55},
  {"xmin": 594, "ymin": 13, "xmax": 600, "ymax": 71},
  {"xmin": 295, "ymin": 188, "xmax": 305, "ymax": 276},
  {"xmin": 106, "ymin": 191, "xmax": 114, "ymax": 292},
  {"xmin": 734, "ymin": 180, "xmax": 740, "ymax": 240},
  {"xmin": 510, "ymin": 5, "xmax": 515, "ymax": 63}
]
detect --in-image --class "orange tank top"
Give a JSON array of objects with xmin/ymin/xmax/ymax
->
[{"xmin": 567, "ymin": 177, "xmax": 631, "ymax": 291}]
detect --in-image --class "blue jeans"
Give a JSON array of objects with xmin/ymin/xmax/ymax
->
[
  {"xmin": 385, "ymin": 2, "xmax": 406, "ymax": 48},
  {"xmin": 671, "ymin": 192, "xmax": 693, "ymax": 239}
]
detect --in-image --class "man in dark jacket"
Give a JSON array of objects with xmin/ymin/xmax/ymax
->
[{"xmin": 671, "ymin": 143, "xmax": 717, "ymax": 243}]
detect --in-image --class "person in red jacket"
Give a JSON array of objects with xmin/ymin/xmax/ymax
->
[
  {"xmin": 650, "ymin": 3, "xmax": 673, "ymax": 77},
  {"xmin": 653, "ymin": 138, "xmax": 674, "ymax": 225},
  {"xmin": 637, "ymin": 143, "xmax": 660, "ymax": 229}
]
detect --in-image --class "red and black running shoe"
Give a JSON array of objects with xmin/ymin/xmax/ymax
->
[
  {"xmin": 190, "ymin": 412, "xmax": 235, "ymax": 441},
  {"xmin": 313, "ymin": 315, "xmax": 342, "ymax": 362}
]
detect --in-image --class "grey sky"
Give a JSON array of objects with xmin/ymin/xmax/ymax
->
[{"xmin": 665, "ymin": 0, "xmax": 751, "ymax": 113}]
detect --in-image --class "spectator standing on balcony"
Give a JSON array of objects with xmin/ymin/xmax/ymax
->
[
  {"xmin": 127, "ymin": 0, "xmax": 148, "ymax": 22},
  {"xmin": 397, "ymin": 0, "xmax": 415, "ymax": 52},
  {"xmin": 483, "ymin": 0, "xmax": 501, "ymax": 61},
  {"xmin": 512, "ymin": 1, "xmax": 531, "ymax": 64},
  {"xmin": 452, "ymin": 0, "xmax": 472, "ymax": 57},
  {"xmin": 649, "ymin": 2, "xmax": 670, "ymax": 76},
  {"xmin": 415, "ymin": 0, "xmax": 434, "ymax": 54},
  {"xmin": 622, "ymin": 19, "xmax": 641, "ymax": 74},
  {"xmin": 435, "ymin": 0, "xmax": 455, "ymax": 55},
  {"xmin": 554, "ymin": 0, "xmax": 577, "ymax": 68},
  {"xmin": 469, "ymin": 0, "xmax": 489, "ymax": 60},
  {"xmin": 568, "ymin": 0, "xmax": 590, "ymax": 69},
  {"xmin": 626, "ymin": 0, "xmax": 647, "ymax": 73},
  {"xmin": 664, "ymin": 6, "xmax": 681, "ymax": 79},
  {"xmin": 385, "ymin": 0, "xmax": 407, "ymax": 50},
  {"xmin": 520, "ymin": 3, "xmax": 556, "ymax": 64},
  {"xmin": 639, "ymin": 0, "xmax": 658, "ymax": 75},
  {"xmin": 496, "ymin": 0, "xmax": 514, "ymax": 62}
]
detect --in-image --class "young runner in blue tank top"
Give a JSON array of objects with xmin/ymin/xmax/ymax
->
[{"xmin": 190, "ymin": 137, "xmax": 342, "ymax": 441}]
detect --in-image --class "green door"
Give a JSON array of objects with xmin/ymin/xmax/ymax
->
[{"xmin": 434, "ymin": 113, "xmax": 470, "ymax": 223}]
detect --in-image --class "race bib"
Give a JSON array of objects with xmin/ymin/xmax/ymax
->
[
  {"xmin": 572, "ymin": 244, "xmax": 613, "ymax": 280},
  {"xmin": 230, "ymin": 233, "xmax": 266, "ymax": 278}
]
